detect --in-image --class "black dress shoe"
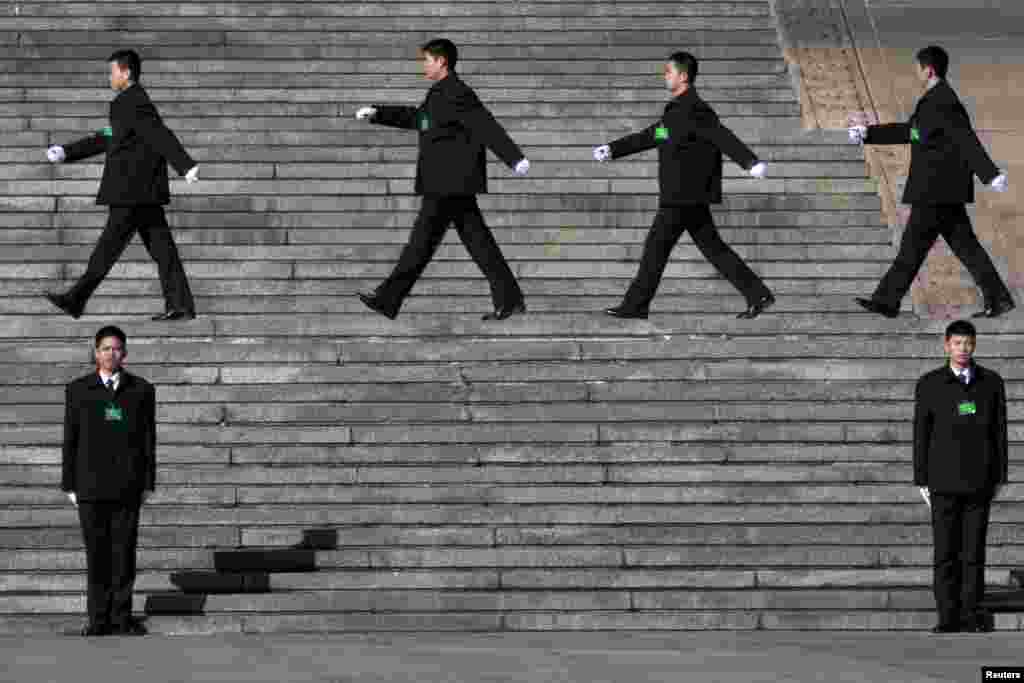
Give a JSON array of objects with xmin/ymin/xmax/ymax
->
[
  {"xmin": 151, "ymin": 310, "xmax": 195, "ymax": 321},
  {"xmin": 930, "ymin": 622, "xmax": 960, "ymax": 634},
  {"xmin": 80, "ymin": 623, "xmax": 110, "ymax": 636},
  {"xmin": 737, "ymin": 293, "xmax": 775, "ymax": 319},
  {"xmin": 357, "ymin": 292, "xmax": 398, "ymax": 319},
  {"xmin": 854, "ymin": 297, "xmax": 899, "ymax": 318},
  {"xmin": 43, "ymin": 292, "xmax": 83, "ymax": 319},
  {"xmin": 604, "ymin": 305, "xmax": 648, "ymax": 320},
  {"xmin": 482, "ymin": 301, "xmax": 526, "ymax": 321},
  {"xmin": 112, "ymin": 618, "xmax": 148, "ymax": 636},
  {"xmin": 962, "ymin": 618, "xmax": 993, "ymax": 633},
  {"xmin": 971, "ymin": 300, "xmax": 1015, "ymax": 319}
]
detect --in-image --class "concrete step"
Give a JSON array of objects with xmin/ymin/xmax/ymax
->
[
  {"xmin": 8, "ymin": 521, "xmax": 1024, "ymax": 551},
  {"xmin": 52, "ymin": 192, "xmax": 880, "ymax": 212},
  {"xmin": 12, "ymin": 314, "xmax": 1022, "ymax": 342},
  {"xmin": 7, "ymin": 503, "xmax": 1024, "ymax": 528},
  {"xmin": 0, "ymin": 442, "xmax": 973, "ymax": 467},
  {"xmin": 1, "ymin": 609, "xmax": 1023, "ymax": 635},
  {"xmin": 5, "ymin": 144, "xmax": 869, "ymax": 163},
  {"xmin": 0, "ymin": 294, "xmax": 900, "ymax": 315},
  {"xmin": 0, "ymin": 442, "xmax": 957, "ymax": 468},
  {"xmin": 1, "ymin": 45, "xmax": 787, "ymax": 61},
  {"xmin": 32, "ymin": 161, "xmax": 872, "ymax": 180},
  {"xmin": 3, "ymin": 336, "xmax": 1023, "ymax": 366},
  {"xmin": 1, "ymin": 243, "xmax": 893, "ymax": 263},
  {"xmin": 4, "ymin": 99, "xmax": 803, "ymax": 117},
  {"xmin": 0, "ymin": 278, "xmax": 896, "ymax": 297},
  {"xmin": 8, "ymin": 483, "xmax": 1018, "ymax": 507},
  {"xmin": 0, "ymin": 588, "xmax": 988, "ymax": 617},
  {"xmin": 19, "ymin": 87, "xmax": 801, "ymax": 105},
  {"xmin": 0, "ymin": 459, "xmax": 1016, "ymax": 488},
  {"xmin": 7, "ymin": 259, "xmax": 892, "ymax": 281},
  {"xmin": 3, "ymin": 225, "xmax": 891, "ymax": 246},
  {"xmin": 11, "ymin": 398, "xmax": 1024, "ymax": 425},
  {"xmin": 3, "ymin": 544, "xmax": 1023, "ymax": 572},
  {"xmin": 4, "ymin": 73, "xmax": 798, "ymax": 89},
  {"xmin": 12, "ymin": 58, "xmax": 789, "ymax": 77},
  {"xmin": 10, "ymin": 2, "xmax": 774, "ymax": 19},
  {"xmin": 6, "ymin": 18, "xmax": 780, "ymax": 32}
]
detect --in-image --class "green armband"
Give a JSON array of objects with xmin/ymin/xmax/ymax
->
[{"xmin": 98, "ymin": 126, "xmax": 112, "ymax": 138}]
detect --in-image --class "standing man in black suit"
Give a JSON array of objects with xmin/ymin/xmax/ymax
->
[
  {"xmin": 851, "ymin": 46, "xmax": 1012, "ymax": 319},
  {"xmin": 353, "ymin": 38, "xmax": 531, "ymax": 321},
  {"xmin": 62, "ymin": 325, "xmax": 156, "ymax": 636},
  {"xmin": 43, "ymin": 49, "xmax": 199, "ymax": 322},
  {"xmin": 914, "ymin": 320, "xmax": 1007, "ymax": 633},
  {"xmin": 593, "ymin": 51, "xmax": 775, "ymax": 320}
]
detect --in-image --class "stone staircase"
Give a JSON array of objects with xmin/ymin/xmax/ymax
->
[{"xmin": 0, "ymin": 0, "xmax": 1020, "ymax": 634}]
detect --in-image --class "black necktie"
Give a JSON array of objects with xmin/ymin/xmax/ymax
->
[
  {"xmin": 106, "ymin": 378, "xmax": 115, "ymax": 392},
  {"xmin": 960, "ymin": 371, "xmax": 968, "ymax": 385}
]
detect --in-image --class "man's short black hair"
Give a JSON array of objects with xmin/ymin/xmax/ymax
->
[
  {"xmin": 95, "ymin": 325, "xmax": 127, "ymax": 349},
  {"xmin": 916, "ymin": 45, "xmax": 949, "ymax": 80},
  {"xmin": 109, "ymin": 49, "xmax": 141, "ymax": 82},
  {"xmin": 945, "ymin": 319, "xmax": 976, "ymax": 339},
  {"xmin": 668, "ymin": 51, "xmax": 699, "ymax": 84},
  {"xmin": 420, "ymin": 38, "xmax": 458, "ymax": 71}
]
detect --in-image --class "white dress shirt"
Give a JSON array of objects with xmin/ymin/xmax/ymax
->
[{"xmin": 99, "ymin": 370, "xmax": 121, "ymax": 392}]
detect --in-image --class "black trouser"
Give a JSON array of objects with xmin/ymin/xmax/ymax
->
[
  {"xmin": 373, "ymin": 195, "xmax": 523, "ymax": 313},
  {"xmin": 620, "ymin": 204, "xmax": 771, "ymax": 311},
  {"xmin": 930, "ymin": 491, "xmax": 992, "ymax": 625},
  {"xmin": 76, "ymin": 498, "xmax": 141, "ymax": 627},
  {"xmin": 64, "ymin": 205, "xmax": 195, "ymax": 313},
  {"xmin": 871, "ymin": 204, "xmax": 1012, "ymax": 309}
]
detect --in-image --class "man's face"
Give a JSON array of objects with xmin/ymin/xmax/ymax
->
[
  {"xmin": 916, "ymin": 61, "xmax": 935, "ymax": 84},
  {"xmin": 109, "ymin": 61, "xmax": 131, "ymax": 91},
  {"xmin": 422, "ymin": 52, "xmax": 447, "ymax": 81},
  {"xmin": 944, "ymin": 334, "xmax": 976, "ymax": 367},
  {"xmin": 94, "ymin": 336, "xmax": 126, "ymax": 374},
  {"xmin": 663, "ymin": 61, "xmax": 689, "ymax": 92}
]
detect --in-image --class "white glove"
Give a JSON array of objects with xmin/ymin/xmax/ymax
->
[
  {"xmin": 848, "ymin": 125, "xmax": 867, "ymax": 144},
  {"xmin": 749, "ymin": 161, "xmax": 766, "ymax": 178},
  {"xmin": 355, "ymin": 106, "xmax": 377, "ymax": 121},
  {"xmin": 514, "ymin": 158, "xmax": 530, "ymax": 176},
  {"xmin": 185, "ymin": 165, "xmax": 199, "ymax": 184},
  {"xmin": 593, "ymin": 144, "xmax": 611, "ymax": 162},
  {"xmin": 67, "ymin": 492, "xmax": 77, "ymax": 507},
  {"xmin": 47, "ymin": 145, "xmax": 65, "ymax": 163},
  {"xmin": 919, "ymin": 486, "xmax": 930, "ymax": 508},
  {"xmin": 991, "ymin": 173, "xmax": 1008, "ymax": 192}
]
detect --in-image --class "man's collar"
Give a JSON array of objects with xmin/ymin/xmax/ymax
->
[
  {"xmin": 95, "ymin": 369, "xmax": 125, "ymax": 385},
  {"xmin": 945, "ymin": 360, "xmax": 977, "ymax": 381},
  {"xmin": 429, "ymin": 73, "xmax": 454, "ymax": 90},
  {"xmin": 666, "ymin": 87, "xmax": 696, "ymax": 107}
]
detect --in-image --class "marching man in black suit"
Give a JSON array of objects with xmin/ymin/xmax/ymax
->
[
  {"xmin": 851, "ymin": 45, "xmax": 1012, "ymax": 319},
  {"xmin": 43, "ymin": 49, "xmax": 199, "ymax": 322},
  {"xmin": 914, "ymin": 320, "xmax": 1007, "ymax": 633},
  {"xmin": 593, "ymin": 51, "xmax": 775, "ymax": 320},
  {"xmin": 353, "ymin": 38, "xmax": 531, "ymax": 321},
  {"xmin": 62, "ymin": 325, "xmax": 156, "ymax": 636}
]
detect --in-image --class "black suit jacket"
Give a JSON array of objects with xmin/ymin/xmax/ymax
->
[
  {"xmin": 61, "ymin": 370, "xmax": 156, "ymax": 501},
  {"xmin": 370, "ymin": 73, "xmax": 524, "ymax": 196},
  {"xmin": 913, "ymin": 362, "xmax": 1008, "ymax": 494},
  {"xmin": 606, "ymin": 87, "xmax": 759, "ymax": 206},
  {"xmin": 61, "ymin": 82, "xmax": 195, "ymax": 206},
  {"xmin": 864, "ymin": 79, "xmax": 1000, "ymax": 205}
]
